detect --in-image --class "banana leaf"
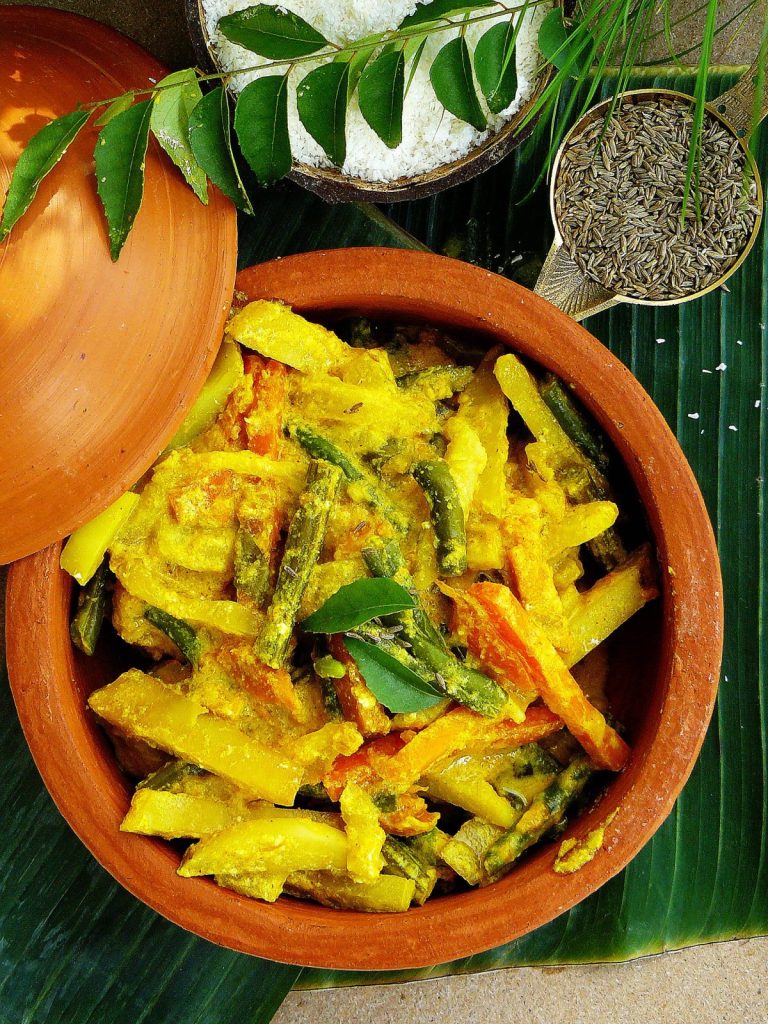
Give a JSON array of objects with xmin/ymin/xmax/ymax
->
[{"xmin": 1, "ymin": 68, "xmax": 766, "ymax": 1018}]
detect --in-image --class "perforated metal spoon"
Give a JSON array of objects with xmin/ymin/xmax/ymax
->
[{"xmin": 535, "ymin": 62, "xmax": 766, "ymax": 320}]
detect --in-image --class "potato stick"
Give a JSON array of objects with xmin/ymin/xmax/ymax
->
[
  {"xmin": 89, "ymin": 670, "xmax": 303, "ymax": 804},
  {"xmin": 380, "ymin": 705, "xmax": 563, "ymax": 790},
  {"xmin": 340, "ymin": 783, "xmax": 386, "ymax": 882},
  {"xmin": 179, "ymin": 817, "xmax": 349, "ymax": 878},
  {"xmin": 544, "ymin": 501, "xmax": 619, "ymax": 559},
  {"xmin": 565, "ymin": 544, "xmax": 659, "ymax": 666},
  {"xmin": 121, "ymin": 789, "xmax": 239, "ymax": 840},
  {"xmin": 466, "ymin": 584, "xmax": 630, "ymax": 771},
  {"xmin": 424, "ymin": 766, "xmax": 518, "ymax": 828}
]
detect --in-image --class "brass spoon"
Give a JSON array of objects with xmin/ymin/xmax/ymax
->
[{"xmin": 534, "ymin": 63, "xmax": 766, "ymax": 320}]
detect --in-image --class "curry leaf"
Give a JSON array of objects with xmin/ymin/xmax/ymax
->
[
  {"xmin": 404, "ymin": 35, "xmax": 429, "ymax": 97},
  {"xmin": 95, "ymin": 94, "xmax": 134, "ymax": 127},
  {"xmin": 234, "ymin": 75, "xmax": 292, "ymax": 185},
  {"xmin": 296, "ymin": 62, "xmax": 349, "ymax": 166},
  {"xmin": 358, "ymin": 50, "xmax": 406, "ymax": 149},
  {"xmin": 218, "ymin": 5, "xmax": 328, "ymax": 59},
  {"xmin": 475, "ymin": 19, "xmax": 519, "ymax": 113},
  {"xmin": 301, "ymin": 578, "xmax": 415, "ymax": 634},
  {"xmin": 538, "ymin": 8, "xmax": 594, "ymax": 78},
  {"xmin": 343, "ymin": 636, "xmax": 443, "ymax": 713},
  {"xmin": 400, "ymin": 0, "xmax": 497, "ymax": 30},
  {"xmin": 0, "ymin": 109, "xmax": 91, "ymax": 242},
  {"xmin": 188, "ymin": 87, "xmax": 253, "ymax": 213},
  {"xmin": 94, "ymin": 100, "xmax": 153, "ymax": 261},
  {"xmin": 151, "ymin": 70, "xmax": 208, "ymax": 202},
  {"xmin": 430, "ymin": 36, "xmax": 486, "ymax": 131}
]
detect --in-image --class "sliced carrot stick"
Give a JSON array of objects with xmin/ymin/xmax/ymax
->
[
  {"xmin": 329, "ymin": 636, "xmax": 391, "ymax": 739},
  {"xmin": 243, "ymin": 354, "xmax": 287, "ymax": 457},
  {"xmin": 464, "ymin": 583, "xmax": 629, "ymax": 771},
  {"xmin": 323, "ymin": 733, "xmax": 406, "ymax": 801},
  {"xmin": 380, "ymin": 705, "xmax": 562, "ymax": 790}
]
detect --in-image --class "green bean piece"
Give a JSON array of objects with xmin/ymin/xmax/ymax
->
[
  {"xmin": 233, "ymin": 527, "xmax": 270, "ymax": 604},
  {"xmin": 504, "ymin": 742, "xmax": 562, "ymax": 778},
  {"xmin": 137, "ymin": 761, "xmax": 206, "ymax": 792},
  {"xmin": 288, "ymin": 421, "xmax": 408, "ymax": 534},
  {"xmin": 441, "ymin": 817, "xmax": 507, "ymax": 885},
  {"xmin": 256, "ymin": 459, "xmax": 343, "ymax": 669},
  {"xmin": 320, "ymin": 679, "xmax": 344, "ymax": 721},
  {"xmin": 383, "ymin": 837, "xmax": 437, "ymax": 905},
  {"xmin": 484, "ymin": 756, "xmax": 594, "ymax": 880},
  {"xmin": 412, "ymin": 459, "xmax": 467, "ymax": 577},
  {"xmin": 396, "ymin": 365, "xmax": 474, "ymax": 401},
  {"xmin": 361, "ymin": 621, "xmax": 504, "ymax": 718},
  {"xmin": 70, "ymin": 557, "xmax": 112, "ymax": 655},
  {"xmin": 143, "ymin": 606, "xmax": 200, "ymax": 667},
  {"xmin": 362, "ymin": 537, "xmax": 506, "ymax": 716},
  {"xmin": 540, "ymin": 375, "xmax": 611, "ymax": 475}
]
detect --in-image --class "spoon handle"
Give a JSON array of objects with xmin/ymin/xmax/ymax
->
[
  {"xmin": 710, "ymin": 57, "xmax": 768, "ymax": 138},
  {"xmin": 534, "ymin": 240, "xmax": 619, "ymax": 321}
]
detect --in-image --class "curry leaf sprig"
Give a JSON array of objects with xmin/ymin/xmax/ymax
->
[
  {"xmin": 1, "ymin": 1, "xmax": 762, "ymax": 260},
  {"xmin": 300, "ymin": 577, "xmax": 444, "ymax": 713},
  {"xmin": 0, "ymin": 0, "xmax": 534, "ymax": 259}
]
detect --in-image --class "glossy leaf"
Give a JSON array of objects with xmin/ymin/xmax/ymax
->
[
  {"xmin": 301, "ymin": 579, "xmax": 415, "ymax": 634},
  {"xmin": 0, "ymin": 109, "xmax": 90, "ymax": 241},
  {"xmin": 217, "ymin": 4, "xmax": 328, "ymax": 58},
  {"xmin": 94, "ymin": 100, "xmax": 152, "ymax": 261},
  {"xmin": 400, "ymin": 0, "xmax": 497, "ymax": 29},
  {"xmin": 430, "ymin": 36, "xmax": 486, "ymax": 131},
  {"xmin": 404, "ymin": 35, "xmax": 429, "ymax": 97},
  {"xmin": 188, "ymin": 87, "xmax": 253, "ymax": 213},
  {"xmin": 358, "ymin": 50, "xmax": 406, "ymax": 149},
  {"xmin": 538, "ymin": 8, "xmax": 594, "ymax": 78},
  {"xmin": 95, "ymin": 94, "xmax": 134, "ymax": 127},
  {"xmin": 234, "ymin": 75, "xmax": 292, "ymax": 185},
  {"xmin": 475, "ymin": 19, "xmax": 519, "ymax": 113},
  {"xmin": 150, "ymin": 70, "xmax": 208, "ymax": 202},
  {"xmin": 343, "ymin": 636, "xmax": 443, "ymax": 712},
  {"xmin": 296, "ymin": 62, "xmax": 349, "ymax": 166}
]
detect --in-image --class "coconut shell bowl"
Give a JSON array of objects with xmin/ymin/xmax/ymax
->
[{"xmin": 5, "ymin": 249, "xmax": 723, "ymax": 970}]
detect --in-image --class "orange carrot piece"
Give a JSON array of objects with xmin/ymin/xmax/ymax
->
[
  {"xmin": 323, "ymin": 733, "xmax": 406, "ymax": 800},
  {"xmin": 467, "ymin": 583, "xmax": 629, "ymax": 771},
  {"xmin": 381, "ymin": 705, "xmax": 562, "ymax": 790},
  {"xmin": 379, "ymin": 793, "xmax": 440, "ymax": 836},
  {"xmin": 243, "ymin": 354, "xmax": 286, "ymax": 457},
  {"xmin": 329, "ymin": 636, "xmax": 391, "ymax": 739},
  {"xmin": 215, "ymin": 643, "xmax": 303, "ymax": 722}
]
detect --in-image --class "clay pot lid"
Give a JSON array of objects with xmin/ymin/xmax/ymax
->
[{"xmin": 0, "ymin": 6, "xmax": 237, "ymax": 564}]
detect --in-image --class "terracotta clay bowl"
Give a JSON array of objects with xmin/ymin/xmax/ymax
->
[
  {"xmin": 183, "ymin": 0, "xmax": 558, "ymax": 204},
  {"xmin": 6, "ymin": 249, "xmax": 723, "ymax": 970},
  {"xmin": 0, "ymin": 6, "xmax": 237, "ymax": 563}
]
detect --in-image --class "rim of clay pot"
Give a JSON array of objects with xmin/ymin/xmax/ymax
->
[
  {"xmin": 6, "ymin": 250, "xmax": 723, "ymax": 970},
  {"xmin": 0, "ymin": 5, "xmax": 238, "ymax": 564},
  {"xmin": 183, "ymin": 0, "xmax": 559, "ymax": 204}
]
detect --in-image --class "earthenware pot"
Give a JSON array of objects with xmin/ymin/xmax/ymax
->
[{"xmin": 6, "ymin": 248, "xmax": 723, "ymax": 969}]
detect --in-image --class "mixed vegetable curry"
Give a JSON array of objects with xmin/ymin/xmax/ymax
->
[{"xmin": 62, "ymin": 302, "xmax": 658, "ymax": 912}]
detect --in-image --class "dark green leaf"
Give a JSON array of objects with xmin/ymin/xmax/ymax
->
[
  {"xmin": 400, "ymin": 0, "xmax": 497, "ymax": 29},
  {"xmin": 95, "ymin": 94, "xmax": 134, "ymax": 127},
  {"xmin": 430, "ymin": 36, "xmax": 486, "ymax": 131},
  {"xmin": 538, "ymin": 8, "xmax": 593, "ymax": 78},
  {"xmin": 94, "ymin": 100, "xmax": 153, "ymax": 261},
  {"xmin": 343, "ymin": 636, "xmax": 443, "ymax": 713},
  {"xmin": 296, "ymin": 62, "xmax": 349, "ymax": 166},
  {"xmin": 358, "ymin": 50, "xmax": 406, "ymax": 149},
  {"xmin": 344, "ymin": 42, "xmax": 378, "ymax": 101},
  {"xmin": 218, "ymin": 4, "xmax": 328, "ymax": 58},
  {"xmin": 0, "ymin": 109, "xmax": 90, "ymax": 241},
  {"xmin": 301, "ymin": 578, "xmax": 415, "ymax": 633},
  {"xmin": 474, "ymin": 19, "xmax": 518, "ymax": 113},
  {"xmin": 151, "ymin": 69, "xmax": 208, "ymax": 202},
  {"xmin": 188, "ymin": 87, "xmax": 253, "ymax": 213},
  {"xmin": 234, "ymin": 75, "xmax": 292, "ymax": 185}
]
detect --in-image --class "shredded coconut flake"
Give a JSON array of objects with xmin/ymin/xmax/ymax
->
[
  {"xmin": 687, "ymin": 412, "xmax": 700, "ymax": 420},
  {"xmin": 656, "ymin": 337, "xmax": 666, "ymax": 344},
  {"xmin": 201, "ymin": 0, "xmax": 549, "ymax": 182},
  {"xmin": 715, "ymin": 362, "xmax": 728, "ymax": 371},
  {"xmin": 728, "ymin": 424, "xmax": 738, "ymax": 431}
]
